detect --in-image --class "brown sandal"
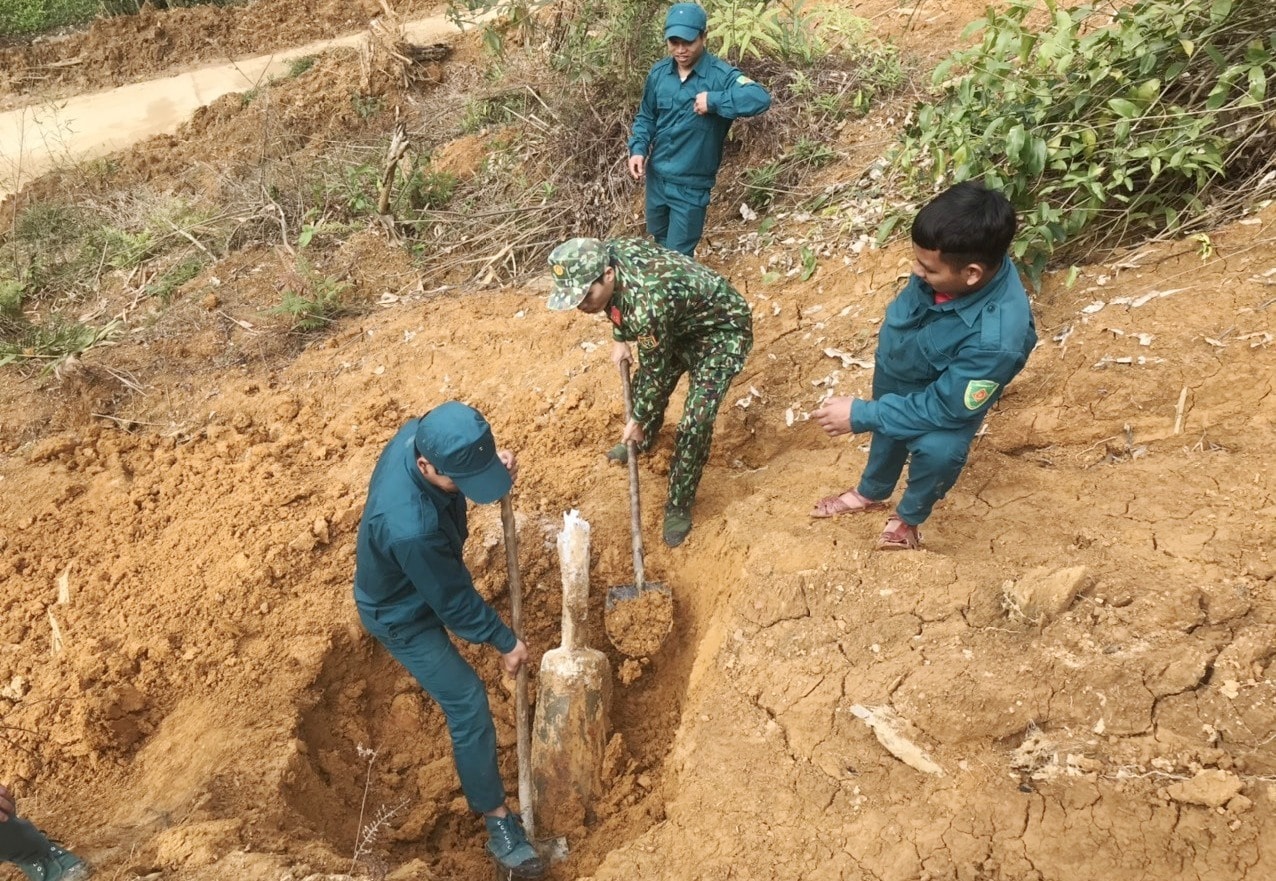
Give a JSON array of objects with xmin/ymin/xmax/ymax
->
[
  {"xmin": 876, "ymin": 514, "xmax": 921, "ymax": 551},
  {"xmin": 810, "ymin": 488, "xmax": 889, "ymax": 519}
]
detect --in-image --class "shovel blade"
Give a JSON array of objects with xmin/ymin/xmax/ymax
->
[{"xmin": 604, "ymin": 582, "xmax": 673, "ymax": 657}]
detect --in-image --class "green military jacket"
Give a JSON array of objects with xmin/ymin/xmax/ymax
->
[
  {"xmin": 603, "ymin": 238, "xmax": 752, "ymax": 424},
  {"xmin": 605, "ymin": 237, "xmax": 751, "ymax": 355}
]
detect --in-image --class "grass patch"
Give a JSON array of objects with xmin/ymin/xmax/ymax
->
[
  {"xmin": 145, "ymin": 257, "xmax": 205, "ymax": 302},
  {"xmin": 270, "ymin": 259, "xmax": 352, "ymax": 332}
]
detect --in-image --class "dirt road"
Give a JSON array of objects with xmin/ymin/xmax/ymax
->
[{"xmin": 0, "ymin": 14, "xmax": 466, "ymax": 199}]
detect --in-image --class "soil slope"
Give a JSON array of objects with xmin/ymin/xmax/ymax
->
[{"xmin": 1, "ymin": 3, "xmax": 1274, "ymax": 881}]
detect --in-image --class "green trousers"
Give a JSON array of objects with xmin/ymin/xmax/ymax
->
[{"xmin": 631, "ymin": 338, "xmax": 749, "ymax": 512}]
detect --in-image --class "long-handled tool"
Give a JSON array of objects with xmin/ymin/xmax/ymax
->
[
  {"xmin": 500, "ymin": 496, "xmax": 534, "ymax": 838},
  {"xmin": 604, "ymin": 359, "xmax": 672, "ymax": 657}
]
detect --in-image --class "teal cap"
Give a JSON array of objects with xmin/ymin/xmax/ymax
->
[
  {"xmin": 665, "ymin": 3, "xmax": 706, "ymax": 41},
  {"xmin": 415, "ymin": 402, "xmax": 510, "ymax": 504},
  {"xmin": 547, "ymin": 237, "xmax": 608, "ymax": 311}
]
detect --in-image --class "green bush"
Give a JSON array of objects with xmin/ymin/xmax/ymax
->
[
  {"xmin": 886, "ymin": 0, "xmax": 1276, "ymax": 283},
  {"xmin": 272, "ymin": 260, "xmax": 352, "ymax": 332},
  {"xmin": 0, "ymin": 0, "xmax": 98, "ymax": 37},
  {"xmin": 1, "ymin": 0, "xmax": 245, "ymax": 38}
]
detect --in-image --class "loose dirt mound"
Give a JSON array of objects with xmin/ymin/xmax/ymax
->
[{"xmin": 2, "ymin": 3, "xmax": 1275, "ymax": 881}]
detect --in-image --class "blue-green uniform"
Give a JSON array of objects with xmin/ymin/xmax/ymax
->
[
  {"xmin": 848, "ymin": 257, "xmax": 1037, "ymax": 525},
  {"xmin": 0, "ymin": 809, "xmax": 88, "ymax": 879},
  {"xmin": 605, "ymin": 238, "xmax": 753, "ymax": 512},
  {"xmin": 628, "ymin": 52, "xmax": 770, "ymax": 256},
  {"xmin": 354, "ymin": 420, "xmax": 517, "ymax": 813}
]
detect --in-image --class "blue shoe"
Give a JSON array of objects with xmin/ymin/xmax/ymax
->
[
  {"xmin": 484, "ymin": 812, "xmax": 545, "ymax": 879},
  {"xmin": 15, "ymin": 841, "xmax": 91, "ymax": 881}
]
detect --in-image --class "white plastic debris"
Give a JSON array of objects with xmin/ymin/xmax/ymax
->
[{"xmin": 849, "ymin": 705, "xmax": 944, "ymax": 775}]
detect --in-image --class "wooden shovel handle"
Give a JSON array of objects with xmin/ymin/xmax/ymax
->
[
  {"xmin": 618, "ymin": 360, "xmax": 646, "ymax": 591},
  {"xmin": 500, "ymin": 495, "xmax": 535, "ymax": 840}
]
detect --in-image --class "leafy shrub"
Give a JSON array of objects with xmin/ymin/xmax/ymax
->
[
  {"xmin": 0, "ymin": 0, "xmax": 244, "ymax": 37},
  {"xmin": 886, "ymin": 0, "xmax": 1276, "ymax": 283},
  {"xmin": 272, "ymin": 260, "xmax": 351, "ymax": 332}
]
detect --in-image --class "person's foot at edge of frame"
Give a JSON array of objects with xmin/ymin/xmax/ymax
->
[
  {"xmin": 16, "ymin": 841, "xmax": 92, "ymax": 881},
  {"xmin": 484, "ymin": 811, "xmax": 545, "ymax": 878},
  {"xmin": 662, "ymin": 507, "xmax": 692, "ymax": 547}
]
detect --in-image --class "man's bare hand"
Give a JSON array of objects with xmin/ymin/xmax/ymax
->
[
  {"xmin": 497, "ymin": 449, "xmax": 519, "ymax": 484},
  {"xmin": 611, "ymin": 341, "xmax": 632, "ymax": 366},
  {"xmin": 621, "ymin": 419, "xmax": 645, "ymax": 446},
  {"xmin": 501, "ymin": 640, "xmax": 530, "ymax": 676},
  {"xmin": 813, "ymin": 396, "xmax": 855, "ymax": 436},
  {"xmin": 694, "ymin": 92, "xmax": 710, "ymax": 115},
  {"xmin": 628, "ymin": 155, "xmax": 646, "ymax": 180},
  {"xmin": 0, "ymin": 783, "xmax": 15, "ymax": 822}
]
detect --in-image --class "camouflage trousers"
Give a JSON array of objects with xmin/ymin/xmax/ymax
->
[{"xmin": 631, "ymin": 333, "xmax": 750, "ymax": 512}]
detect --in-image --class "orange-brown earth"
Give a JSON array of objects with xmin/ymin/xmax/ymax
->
[{"xmin": 2, "ymin": 2, "xmax": 1274, "ymax": 881}]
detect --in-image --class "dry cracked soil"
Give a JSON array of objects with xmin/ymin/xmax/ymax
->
[{"xmin": 1, "ymin": 2, "xmax": 1274, "ymax": 881}]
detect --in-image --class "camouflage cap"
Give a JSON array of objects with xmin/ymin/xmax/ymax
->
[{"xmin": 547, "ymin": 238, "xmax": 608, "ymax": 311}]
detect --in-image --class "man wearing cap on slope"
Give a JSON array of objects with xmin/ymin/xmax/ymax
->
[
  {"xmin": 546, "ymin": 236, "xmax": 752, "ymax": 548},
  {"xmin": 353, "ymin": 402, "xmax": 544, "ymax": 879},
  {"xmin": 628, "ymin": 2, "xmax": 771, "ymax": 256}
]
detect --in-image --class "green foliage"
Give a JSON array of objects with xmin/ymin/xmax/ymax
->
[
  {"xmin": 0, "ymin": 0, "xmax": 243, "ymax": 37},
  {"xmin": 0, "ymin": 279, "xmax": 25, "ymax": 317},
  {"xmin": 799, "ymin": 244, "xmax": 818, "ymax": 281},
  {"xmin": 742, "ymin": 137, "xmax": 838, "ymax": 208},
  {"xmin": 405, "ymin": 167, "xmax": 460, "ymax": 211},
  {"xmin": 547, "ymin": 0, "xmax": 666, "ymax": 95},
  {"xmin": 886, "ymin": 0, "xmax": 1276, "ymax": 284},
  {"xmin": 0, "ymin": 0, "xmax": 99, "ymax": 37},
  {"xmin": 0, "ymin": 316, "xmax": 121, "ymax": 372},
  {"xmin": 272, "ymin": 260, "xmax": 352, "ymax": 332},
  {"xmin": 4, "ymin": 200, "xmax": 104, "ymax": 295},
  {"xmin": 144, "ymin": 257, "xmax": 205, "ymax": 303},
  {"xmin": 446, "ymin": 0, "xmax": 555, "ymax": 57},
  {"xmin": 92, "ymin": 225, "xmax": 157, "ymax": 270},
  {"xmin": 704, "ymin": 1, "xmax": 891, "ymax": 66},
  {"xmin": 352, "ymin": 94, "xmax": 383, "ymax": 119},
  {"xmin": 707, "ymin": 1, "xmax": 782, "ymax": 61},
  {"xmin": 742, "ymin": 160, "xmax": 783, "ymax": 209},
  {"xmin": 460, "ymin": 91, "xmax": 533, "ymax": 133},
  {"xmin": 286, "ymin": 56, "xmax": 316, "ymax": 78}
]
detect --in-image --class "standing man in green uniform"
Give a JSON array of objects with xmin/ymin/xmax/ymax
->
[
  {"xmin": 1, "ymin": 782, "xmax": 90, "ymax": 880},
  {"xmin": 546, "ymin": 237, "xmax": 752, "ymax": 547},
  {"xmin": 810, "ymin": 182, "xmax": 1037, "ymax": 549},
  {"xmin": 628, "ymin": 2, "xmax": 771, "ymax": 256},
  {"xmin": 354, "ymin": 402, "xmax": 544, "ymax": 879}
]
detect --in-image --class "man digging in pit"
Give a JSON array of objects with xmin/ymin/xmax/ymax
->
[{"xmin": 352, "ymin": 402, "xmax": 544, "ymax": 879}]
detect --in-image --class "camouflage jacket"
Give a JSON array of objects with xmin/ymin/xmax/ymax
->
[{"xmin": 604, "ymin": 238, "xmax": 752, "ymax": 364}]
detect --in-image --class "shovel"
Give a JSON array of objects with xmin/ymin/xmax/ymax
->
[
  {"xmin": 499, "ymin": 497, "xmax": 535, "ymax": 837},
  {"xmin": 603, "ymin": 359, "xmax": 673, "ymax": 658},
  {"xmin": 501, "ymin": 496, "xmax": 568, "ymax": 864}
]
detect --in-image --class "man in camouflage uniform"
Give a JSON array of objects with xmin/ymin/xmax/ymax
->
[{"xmin": 546, "ymin": 237, "xmax": 752, "ymax": 547}]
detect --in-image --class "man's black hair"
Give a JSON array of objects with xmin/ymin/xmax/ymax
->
[{"xmin": 911, "ymin": 181, "xmax": 1017, "ymax": 270}]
